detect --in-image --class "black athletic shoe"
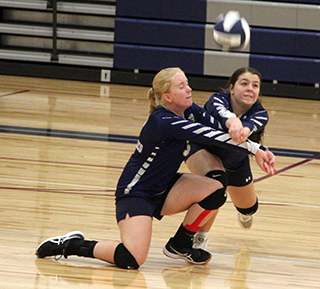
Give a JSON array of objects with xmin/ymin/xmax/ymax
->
[
  {"xmin": 163, "ymin": 238, "xmax": 212, "ymax": 265},
  {"xmin": 36, "ymin": 231, "xmax": 84, "ymax": 260}
]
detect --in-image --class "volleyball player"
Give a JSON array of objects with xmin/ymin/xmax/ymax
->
[
  {"xmin": 186, "ymin": 67, "xmax": 276, "ymax": 250},
  {"xmin": 36, "ymin": 67, "xmax": 275, "ymax": 269}
]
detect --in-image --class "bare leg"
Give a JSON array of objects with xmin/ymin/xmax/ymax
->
[
  {"xmin": 160, "ymin": 173, "xmax": 222, "ymax": 217},
  {"xmin": 186, "ymin": 149, "xmax": 224, "ymax": 176},
  {"xmin": 185, "ymin": 149, "xmax": 225, "ymax": 234},
  {"xmin": 228, "ymin": 183, "xmax": 257, "ymax": 229},
  {"xmin": 195, "ymin": 209, "xmax": 219, "ymax": 233},
  {"xmin": 93, "ymin": 240, "xmax": 119, "ymax": 264},
  {"xmin": 93, "ymin": 215, "xmax": 152, "ymax": 266},
  {"xmin": 227, "ymin": 183, "xmax": 256, "ymax": 208},
  {"xmin": 161, "ymin": 173, "xmax": 224, "ymax": 264},
  {"xmin": 95, "ymin": 172, "xmax": 224, "ymax": 267}
]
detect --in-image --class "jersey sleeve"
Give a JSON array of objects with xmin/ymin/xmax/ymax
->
[
  {"xmin": 205, "ymin": 93, "xmax": 269, "ymax": 135},
  {"xmin": 204, "ymin": 93, "xmax": 236, "ymax": 130},
  {"xmin": 152, "ymin": 107, "xmax": 260, "ymax": 155},
  {"xmin": 241, "ymin": 106, "xmax": 269, "ymax": 134}
]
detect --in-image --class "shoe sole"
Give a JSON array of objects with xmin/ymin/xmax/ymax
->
[
  {"xmin": 163, "ymin": 247, "xmax": 212, "ymax": 265},
  {"xmin": 36, "ymin": 231, "xmax": 84, "ymax": 256}
]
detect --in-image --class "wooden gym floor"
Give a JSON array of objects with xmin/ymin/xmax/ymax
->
[{"xmin": 0, "ymin": 75, "xmax": 319, "ymax": 288}]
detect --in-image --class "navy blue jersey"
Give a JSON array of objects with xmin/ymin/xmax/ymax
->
[
  {"xmin": 204, "ymin": 92, "xmax": 268, "ymax": 136},
  {"xmin": 203, "ymin": 92, "xmax": 269, "ymax": 169},
  {"xmin": 116, "ymin": 103, "xmax": 260, "ymax": 199}
]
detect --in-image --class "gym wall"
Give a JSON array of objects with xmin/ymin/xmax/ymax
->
[{"xmin": 0, "ymin": 0, "xmax": 319, "ymax": 99}]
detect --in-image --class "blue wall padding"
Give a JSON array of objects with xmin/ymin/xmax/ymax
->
[
  {"xmin": 114, "ymin": 1, "xmax": 320, "ymax": 84},
  {"xmin": 250, "ymin": 55, "xmax": 297, "ymax": 82},
  {"xmin": 250, "ymin": 55, "xmax": 320, "ymax": 83},
  {"xmin": 251, "ymin": 28, "xmax": 320, "ymax": 58},
  {"xmin": 114, "ymin": 44, "xmax": 204, "ymax": 75},
  {"xmin": 251, "ymin": 28, "xmax": 297, "ymax": 56},
  {"xmin": 115, "ymin": 18, "xmax": 205, "ymax": 49},
  {"xmin": 116, "ymin": 0, "xmax": 207, "ymax": 22},
  {"xmin": 296, "ymin": 31, "xmax": 320, "ymax": 58},
  {"xmin": 296, "ymin": 58, "xmax": 320, "ymax": 83}
]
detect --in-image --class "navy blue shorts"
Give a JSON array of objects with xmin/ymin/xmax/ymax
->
[
  {"xmin": 186, "ymin": 143, "xmax": 253, "ymax": 187},
  {"xmin": 225, "ymin": 156, "xmax": 253, "ymax": 187},
  {"xmin": 115, "ymin": 173, "xmax": 182, "ymax": 223}
]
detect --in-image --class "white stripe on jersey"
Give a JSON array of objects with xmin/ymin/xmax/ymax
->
[
  {"xmin": 142, "ymin": 162, "xmax": 150, "ymax": 169},
  {"xmin": 212, "ymin": 133, "xmax": 232, "ymax": 142},
  {"xmin": 193, "ymin": 126, "xmax": 213, "ymax": 134},
  {"xmin": 171, "ymin": 119, "xmax": 188, "ymax": 125},
  {"xmin": 124, "ymin": 147, "xmax": 159, "ymax": 194},
  {"xmin": 181, "ymin": 123, "xmax": 200, "ymax": 130},
  {"xmin": 214, "ymin": 100, "xmax": 237, "ymax": 119},
  {"xmin": 124, "ymin": 173, "xmax": 141, "ymax": 194},
  {"xmin": 203, "ymin": 130, "xmax": 224, "ymax": 138},
  {"xmin": 255, "ymin": 115, "xmax": 267, "ymax": 119},
  {"xmin": 214, "ymin": 97, "xmax": 224, "ymax": 104},
  {"xmin": 255, "ymin": 110, "xmax": 267, "ymax": 115},
  {"xmin": 252, "ymin": 118, "xmax": 263, "ymax": 127}
]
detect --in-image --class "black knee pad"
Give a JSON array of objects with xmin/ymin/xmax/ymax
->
[
  {"xmin": 236, "ymin": 198, "xmax": 259, "ymax": 215},
  {"xmin": 114, "ymin": 243, "xmax": 140, "ymax": 270},
  {"xmin": 205, "ymin": 170, "xmax": 228, "ymax": 188},
  {"xmin": 198, "ymin": 187, "xmax": 227, "ymax": 210}
]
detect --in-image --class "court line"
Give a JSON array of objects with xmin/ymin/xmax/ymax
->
[
  {"xmin": 254, "ymin": 158, "xmax": 311, "ymax": 183},
  {"xmin": 1, "ymin": 125, "xmax": 319, "ymax": 207},
  {"xmin": 255, "ymin": 153, "xmax": 320, "ymax": 183},
  {"xmin": 0, "ymin": 156, "xmax": 123, "ymax": 170},
  {"xmin": 258, "ymin": 200, "xmax": 320, "ymax": 209},
  {"xmin": 0, "ymin": 186, "xmax": 114, "ymax": 197},
  {"xmin": 0, "ymin": 125, "xmax": 139, "ymax": 144},
  {"xmin": 0, "ymin": 177, "xmax": 114, "ymax": 191},
  {"xmin": 0, "ymin": 90, "xmax": 30, "ymax": 97},
  {"xmin": 1, "ymin": 125, "xmax": 320, "ymax": 159},
  {"xmin": 269, "ymin": 147, "xmax": 318, "ymax": 159},
  {"xmin": 1, "ymin": 177, "xmax": 320, "ymax": 209}
]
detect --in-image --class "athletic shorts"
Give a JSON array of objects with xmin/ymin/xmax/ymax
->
[
  {"xmin": 225, "ymin": 157, "xmax": 253, "ymax": 187},
  {"xmin": 186, "ymin": 143, "xmax": 253, "ymax": 187},
  {"xmin": 115, "ymin": 173, "xmax": 182, "ymax": 223}
]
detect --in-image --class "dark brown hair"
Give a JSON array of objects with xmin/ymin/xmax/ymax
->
[{"xmin": 225, "ymin": 67, "xmax": 262, "ymax": 96}]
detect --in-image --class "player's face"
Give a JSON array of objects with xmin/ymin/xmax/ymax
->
[
  {"xmin": 230, "ymin": 72, "xmax": 260, "ymax": 110},
  {"xmin": 164, "ymin": 72, "xmax": 193, "ymax": 116}
]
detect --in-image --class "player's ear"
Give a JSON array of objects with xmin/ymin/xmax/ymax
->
[
  {"xmin": 162, "ymin": 93, "xmax": 172, "ymax": 103},
  {"xmin": 229, "ymin": 84, "xmax": 234, "ymax": 94}
]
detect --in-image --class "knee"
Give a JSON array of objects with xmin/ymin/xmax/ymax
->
[
  {"xmin": 198, "ymin": 170, "xmax": 228, "ymax": 210},
  {"xmin": 114, "ymin": 243, "xmax": 141, "ymax": 269},
  {"xmin": 236, "ymin": 198, "xmax": 259, "ymax": 215},
  {"xmin": 198, "ymin": 187, "xmax": 227, "ymax": 210},
  {"xmin": 205, "ymin": 170, "xmax": 228, "ymax": 188}
]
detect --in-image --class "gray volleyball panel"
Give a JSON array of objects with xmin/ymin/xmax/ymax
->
[{"xmin": 203, "ymin": 51, "xmax": 249, "ymax": 77}]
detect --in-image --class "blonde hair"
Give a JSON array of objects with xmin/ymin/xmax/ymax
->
[{"xmin": 147, "ymin": 67, "xmax": 183, "ymax": 114}]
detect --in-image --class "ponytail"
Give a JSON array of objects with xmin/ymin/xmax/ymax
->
[{"xmin": 148, "ymin": 88, "xmax": 157, "ymax": 114}]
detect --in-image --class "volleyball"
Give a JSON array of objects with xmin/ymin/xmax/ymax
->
[{"xmin": 213, "ymin": 11, "xmax": 250, "ymax": 50}]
